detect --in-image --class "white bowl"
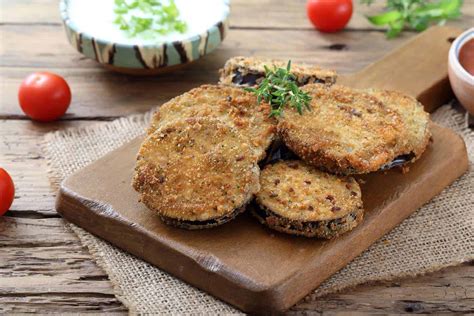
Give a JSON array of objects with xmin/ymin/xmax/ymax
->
[
  {"xmin": 448, "ymin": 27, "xmax": 474, "ymax": 114},
  {"xmin": 60, "ymin": 0, "xmax": 230, "ymax": 75}
]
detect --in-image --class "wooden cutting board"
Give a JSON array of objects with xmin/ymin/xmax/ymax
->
[{"xmin": 56, "ymin": 26, "xmax": 469, "ymax": 313}]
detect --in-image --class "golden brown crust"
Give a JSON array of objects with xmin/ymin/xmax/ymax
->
[
  {"xmin": 253, "ymin": 160, "xmax": 363, "ymax": 238},
  {"xmin": 133, "ymin": 118, "xmax": 260, "ymax": 223},
  {"xmin": 278, "ymin": 84, "xmax": 413, "ymax": 174},
  {"xmin": 256, "ymin": 161, "xmax": 363, "ymax": 222},
  {"xmin": 218, "ymin": 56, "xmax": 337, "ymax": 87},
  {"xmin": 368, "ymin": 89, "xmax": 431, "ymax": 163},
  {"xmin": 148, "ymin": 84, "xmax": 276, "ymax": 160}
]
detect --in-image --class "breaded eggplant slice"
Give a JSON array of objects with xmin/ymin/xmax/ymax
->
[
  {"xmin": 278, "ymin": 84, "xmax": 409, "ymax": 175},
  {"xmin": 369, "ymin": 90, "xmax": 431, "ymax": 170},
  {"xmin": 148, "ymin": 85, "xmax": 276, "ymax": 160},
  {"xmin": 253, "ymin": 160, "xmax": 363, "ymax": 238},
  {"xmin": 133, "ymin": 117, "xmax": 260, "ymax": 229},
  {"xmin": 219, "ymin": 56, "xmax": 337, "ymax": 87}
]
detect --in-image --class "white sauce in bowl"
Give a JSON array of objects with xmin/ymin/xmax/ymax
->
[{"xmin": 67, "ymin": 0, "xmax": 228, "ymax": 45}]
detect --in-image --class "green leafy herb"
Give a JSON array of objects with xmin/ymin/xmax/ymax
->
[
  {"xmin": 245, "ymin": 61, "xmax": 312, "ymax": 117},
  {"xmin": 113, "ymin": 0, "xmax": 187, "ymax": 39},
  {"xmin": 361, "ymin": 0, "xmax": 463, "ymax": 38}
]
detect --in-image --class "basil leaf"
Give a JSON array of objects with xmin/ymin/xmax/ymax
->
[{"xmin": 368, "ymin": 10, "xmax": 403, "ymax": 25}]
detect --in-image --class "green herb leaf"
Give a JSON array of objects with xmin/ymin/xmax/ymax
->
[
  {"xmin": 245, "ymin": 61, "xmax": 312, "ymax": 117},
  {"xmin": 387, "ymin": 19, "xmax": 404, "ymax": 38},
  {"xmin": 114, "ymin": 0, "xmax": 126, "ymax": 6},
  {"xmin": 367, "ymin": 10, "xmax": 403, "ymax": 25},
  {"xmin": 114, "ymin": 7, "xmax": 128, "ymax": 14},
  {"xmin": 113, "ymin": 0, "xmax": 188, "ymax": 38},
  {"xmin": 361, "ymin": 0, "xmax": 463, "ymax": 38}
]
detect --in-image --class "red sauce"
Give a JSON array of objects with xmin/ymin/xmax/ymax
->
[{"xmin": 459, "ymin": 38, "xmax": 474, "ymax": 76}]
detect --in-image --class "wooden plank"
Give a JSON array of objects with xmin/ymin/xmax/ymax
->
[
  {"xmin": 0, "ymin": 25, "xmax": 404, "ymax": 69},
  {"xmin": 0, "ymin": 26, "xmax": 407, "ymax": 118},
  {"xmin": 1, "ymin": 0, "xmax": 473, "ymax": 313},
  {"xmin": 0, "ymin": 26, "xmax": 460, "ymax": 118},
  {"xmin": 0, "ymin": 217, "xmax": 127, "ymax": 313},
  {"xmin": 0, "ymin": 119, "xmax": 94, "ymax": 214},
  {"xmin": 55, "ymin": 122, "xmax": 469, "ymax": 312},
  {"xmin": 0, "ymin": 0, "xmax": 58, "ymax": 24},
  {"xmin": 290, "ymin": 262, "xmax": 474, "ymax": 314},
  {"xmin": 1, "ymin": 217, "xmax": 471, "ymax": 314},
  {"xmin": 1, "ymin": 121, "xmax": 472, "ymax": 313},
  {"xmin": 1, "ymin": 0, "xmax": 473, "ymax": 31},
  {"xmin": 0, "ymin": 119, "xmax": 127, "ymax": 313},
  {"xmin": 0, "ymin": 295, "xmax": 126, "ymax": 314},
  {"xmin": 52, "ymin": 24, "xmax": 470, "ymax": 311},
  {"xmin": 232, "ymin": 0, "xmax": 474, "ymax": 30}
]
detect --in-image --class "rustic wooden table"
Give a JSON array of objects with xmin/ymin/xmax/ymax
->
[{"xmin": 1, "ymin": 0, "xmax": 473, "ymax": 314}]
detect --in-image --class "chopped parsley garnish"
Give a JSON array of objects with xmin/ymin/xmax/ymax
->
[
  {"xmin": 114, "ymin": 0, "xmax": 187, "ymax": 38},
  {"xmin": 245, "ymin": 61, "xmax": 312, "ymax": 117}
]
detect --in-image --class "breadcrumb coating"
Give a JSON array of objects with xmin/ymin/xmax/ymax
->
[
  {"xmin": 256, "ymin": 161, "xmax": 362, "ymax": 222},
  {"xmin": 133, "ymin": 118, "xmax": 260, "ymax": 223},
  {"xmin": 278, "ymin": 84, "xmax": 430, "ymax": 174},
  {"xmin": 148, "ymin": 85, "xmax": 276, "ymax": 160},
  {"xmin": 369, "ymin": 89, "xmax": 431, "ymax": 163},
  {"xmin": 219, "ymin": 56, "xmax": 337, "ymax": 87}
]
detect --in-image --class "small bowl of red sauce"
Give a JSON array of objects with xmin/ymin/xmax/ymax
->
[{"xmin": 448, "ymin": 28, "xmax": 474, "ymax": 115}]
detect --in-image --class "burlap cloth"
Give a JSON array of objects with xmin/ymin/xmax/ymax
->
[{"xmin": 43, "ymin": 104, "xmax": 474, "ymax": 314}]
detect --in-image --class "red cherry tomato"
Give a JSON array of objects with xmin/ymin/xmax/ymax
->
[
  {"xmin": 18, "ymin": 72, "xmax": 71, "ymax": 122},
  {"xmin": 0, "ymin": 168, "xmax": 15, "ymax": 216},
  {"xmin": 307, "ymin": 0, "xmax": 353, "ymax": 33}
]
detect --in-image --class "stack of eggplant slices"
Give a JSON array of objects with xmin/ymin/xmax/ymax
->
[{"xmin": 133, "ymin": 56, "xmax": 431, "ymax": 239}]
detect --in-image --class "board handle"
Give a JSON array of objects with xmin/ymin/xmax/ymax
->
[{"xmin": 339, "ymin": 26, "xmax": 463, "ymax": 112}]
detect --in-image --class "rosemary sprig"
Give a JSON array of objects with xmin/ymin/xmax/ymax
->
[{"xmin": 245, "ymin": 61, "xmax": 312, "ymax": 117}]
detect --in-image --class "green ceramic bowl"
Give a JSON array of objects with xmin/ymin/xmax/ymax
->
[{"xmin": 60, "ymin": 0, "xmax": 230, "ymax": 74}]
